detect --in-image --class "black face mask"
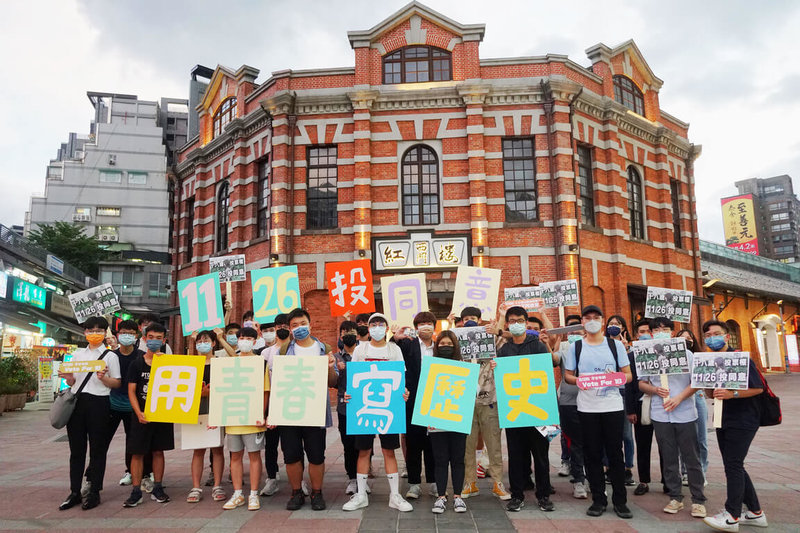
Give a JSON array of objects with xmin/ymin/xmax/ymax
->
[
  {"xmin": 356, "ymin": 325, "xmax": 369, "ymax": 337},
  {"xmin": 437, "ymin": 346, "xmax": 456, "ymax": 359},
  {"xmin": 685, "ymin": 340, "xmax": 694, "ymax": 349},
  {"xmin": 276, "ymin": 329, "xmax": 290, "ymax": 340},
  {"xmin": 342, "ymin": 334, "xmax": 358, "ymax": 347}
]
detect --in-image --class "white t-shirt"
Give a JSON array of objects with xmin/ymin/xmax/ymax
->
[
  {"xmin": 69, "ymin": 345, "xmax": 122, "ymax": 397},
  {"xmin": 352, "ymin": 341, "xmax": 404, "ymax": 362},
  {"xmin": 564, "ymin": 339, "xmax": 630, "ymax": 414},
  {"xmin": 294, "ymin": 342, "xmax": 322, "ymax": 357},
  {"xmin": 418, "ymin": 338, "xmax": 434, "ymax": 358}
]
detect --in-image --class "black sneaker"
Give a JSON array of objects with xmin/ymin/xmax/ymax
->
[
  {"xmin": 634, "ymin": 482, "xmax": 649, "ymax": 496},
  {"xmin": 151, "ymin": 487, "xmax": 170, "ymax": 503},
  {"xmin": 506, "ymin": 498, "xmax": 525, "ymax": 512},
  {"xmin": 586, "ymin": 503, "xmax": 606, "ymax": 516},
  {"xmin": 614, "ymin": 503, "xmax": 633, "ymax": 519},
  {"xmin": 123, "ymin": 489, "xmax": 143, "ymax": 508},
  {"xmin": 81, "ymin": 491, "xmax": 101, "ymax": 510},
  {"xmin": 604, "ymin": 471, "xmax": 611, "ymax": 484},
  {"xmin": 310, "ymin": 491, "xmax": 326, "ymax": 511},
  {"xmin": 59, "ymin": 492, "xmax": 81, "ymax": 511},
  {"xmin": 537, "ymin": 497, "xmax": 554, "ymax": 512},
  {"xmin": 286, "ymin": 490, "xmax": 305, "ymax": 511},
  {"xmin": 524, "ymin": 476, "xmax": 535, "ymax": 491},
  {"xmin": 624, "ymin": 470, "xmax": 635, "ymax": 486}
]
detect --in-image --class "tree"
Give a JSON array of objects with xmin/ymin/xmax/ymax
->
[{"xmin": 27, "ymin": 222, "xmax": 107, "ymax": 278}]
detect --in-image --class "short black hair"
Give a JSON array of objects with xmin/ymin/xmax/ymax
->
[
  {"xmin": 260, "ymin": 322, "xmax": 275, "ymax": 330},
  {"xmin": 413, "ymin": 311, "xmax": 436, "ymax": 326},
  {"xmin": 701, "ymin": 319, "xmax": 730, "ymax": 334},
  {"xmin": 355, "ymin": 313, "xmax": 371, "ymax": 324},
  {"xmin": 137, "ymin": 313, "xmax": 159, "ymax": 325},
  {"xmin": 461, "ymin": 306, "xmax": 482, "ymax": 320},
  {"xmin": 287, "ymin": 308, "xmax": 311, "ymax": 323},
  {"xmin": 117, "ymin": 319, "xmax": 138, "ymax": 332},
  {"xmin": 238, "ymin": 327, "xmax": 259, "ymax": 339},
  {"xmin": 274, "ymin": 313, "xmax": 289, "ymax": 326},
  {"xmin": 197, "ymin": 329, "xmax": 218, "ymax": 345},
  {"xmin": 242, "ymin": 310, "xmax": 254, "ymax": 321},
  {"xmin": 225, "ymin": 323, "xmax": 241, "ymax": 333},
  {"xmin": 505, "ymin": 306, "xmax": 528, "ymax": 322},
  {"xmin": 339, "ymin": 320, "xmax": 357, "ymax": 333},
  {"xmin": 145, "ymin": 323, "xmax": 167, "ymax": 336},
  {"xmin": 527, "ymin": 316, "xmax": 543, "ymax": 328},
  {"xmin": 83, "ymin": 316, "xmax": 109, "ymax": 330},
  {"xmin": 566, "ymin": 314, "xmax": 582, "ymax": 325},
  {"xmin": 650, "ymin": 317, "xmax": 674, "ymax": 330},
  {"xmin": 633, "ymin": 319, "xmax": 651, "ymax": 332}
]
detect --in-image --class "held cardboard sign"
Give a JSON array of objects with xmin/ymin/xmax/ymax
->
[
  {"xmin": 346, "ymin": 361, "xmax": 406, "ymax": 435},
  {"xmin": 59, "ymin": 359, "xmax": 107, "ymax": 373},
  {"xmin": 576, "ymin": 372, "xmax": 627, "ymax": 390},
  {"xmin": 450, "ymin": 266, "xmax": 502, "ymax": 319},
  {"xmin": 144, "ymin": 354, "xmax": 206, "ymax": 424},
  {"xmin": 269, "ymin": 355, "xmax": 328, "ymax": 427},
  {"xmin": 177, "ymin": 272, "xmax": 225, "ymax": 336},
  {"xmin": 326, "ymin": 259, "xmax": 375, "ymax": 317},
  {"xmin": 494, "ymin": 354, "xmax": 559, "ymax": 429},
  {"xmin": 380, "ymin": 273, "xmax": 429, "ymax": 329}
]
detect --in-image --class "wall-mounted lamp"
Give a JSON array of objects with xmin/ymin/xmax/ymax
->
[
  {"xmin": 269, "ymin": 254, "xmax": 279, "ymax": 263},
  {"xmin": 568, "ymin": 243, "xmax": 578, "ymax": 252},
  {"xmin": 358, "ymin": 249, "xmax": 367, "ymax": 258},
  {"xmin": 703, "ymin": 279, "xmax": 720, "ymax": 289},
  {"xmin": 476, "ymin": 246, "xmax": 485, "ymax": 255}
]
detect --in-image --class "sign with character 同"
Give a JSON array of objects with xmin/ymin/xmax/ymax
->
[
  {"xmin": 453, "ymin": 326, "xmax": 496, "ymax": 360},
  {"xmin": 450, "ymin": 266, "xmax": 501, "ymax": 318},
  {"xmin": 411, "ymin": 357, "xmax": 479, "ymax": 434},
  {"xmin": 690, "ymin": 352, "xmax": 750, "ymax": 390},
  {"xmin": 631, "ymin": 337, "xmax": 690, "ymax": 377},
  {"xmin": 644, "ymin": 286, "xmax": 693, "ymax": 323},
  {"xmin": 346, "ymin": 361, "xmax": 406, "ymax": 435},
  {"xmin": 144, "ymin": 354, "xmax": 205, "ymax": 424},
  {"xmin": 380, "ymin": 273, "xmax": 429, "ymax": 329},
  {"xmin": 494, "ymin": 354, "xmax": 559, "ymax": 429},
  {"xmin": 325, "ymin": 259, "xmax": 375, "ymax": 317},
  {"xmin": 209, "ymin": 254, "xmax": 247, "ymax": 283},
  {"xmin": 208, "ymin": 356, "xmax": 266, "ymax": 426},
  {"xmin": 269, "ymin": 355, "xmax": 328, "ymax": 427}
]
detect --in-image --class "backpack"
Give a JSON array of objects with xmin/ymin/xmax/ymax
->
[
  {"xmin": 574, "ymin": 338, "xmax": 620, "ymax": 377},
  {"xmin": 754, "ymin": 366, "xmax": 782, "ymax": 427}
]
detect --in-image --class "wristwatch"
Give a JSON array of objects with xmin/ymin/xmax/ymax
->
[{"xmin": 732, "ymin": 391, "xmax": 740, "ymax": 398}]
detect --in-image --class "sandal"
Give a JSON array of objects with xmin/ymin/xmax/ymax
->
[
  {"xmin": 186, "ymin": 487, "xmax": 203, "ymax": 503},
  {"xmin": 212, "ymin": 486, "xmax": 227, "ymax": 502}
]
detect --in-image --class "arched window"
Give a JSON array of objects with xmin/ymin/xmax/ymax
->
[
  {"xmin": 627, "ymin": 166, "xmax": 645, "ymax": 239},
  {"xmin": 613, "ymin": 75, "xmax": 645, "ymax": 115},
  {"xmin": 383, "ymin": 46, "xmax": 452, "ymax": 84},
  {"xmin": 726, "ymin": 319, "xmax": 741, "ymax": 350},
  {"xmin": 213, "ymin": 97, "xmax": 237, "ymax": 139},
  {"xmin": 401, "ymin": 145, "xmax": 440, "ymax": 226},
  {"xmin": 216, "ymin": 182, "xmax": 229, "ymax": 252}
]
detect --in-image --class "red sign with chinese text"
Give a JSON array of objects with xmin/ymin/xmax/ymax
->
[{"xmin": 325, "ymin": 259, "xmax": 376, "ymax": 316}]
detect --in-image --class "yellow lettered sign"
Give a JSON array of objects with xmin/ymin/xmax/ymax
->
[{"xmin": 144, "ymin": 354, "xmax": 205, "ymax": 424}]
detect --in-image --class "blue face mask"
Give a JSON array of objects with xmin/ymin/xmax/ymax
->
[
  {"xmin": 226, "ymin": 334, "xmax": 238, "ymax": 346},
  {"xmin": 526, "ymin": 329, "xmax": 540, "ymax": 337},
  {"xmin": 606, "ymin": 325, "xmax": 621, "ymax": 337},
  {"xmin": 653, "ymin": 331, "xmax": 672, "ymax": 340},
  {"xmin": 118, "ymin": 333, "xmax": 136, "ymax": 346},
  {"xmin": 705, "ymin": 335, "xmax": 726, "ymax": 351},
  {"xmin": 292, "ymin": 325, "xmax": 310, "ymax": 341},
  {"xmin": 508, "ymin": 322, "xmax": 527, "ymax": 336},
  {"xmin": 196, "ymin": 342, "xmax": 212, "ymax": 354},
  {"xmin": 145, "ymin": 339, "xmax": 163, "ymax": 353},
  {"xmin": 463, "ymin": 320, "xmax": 479, "ymax": 327},
  {"xmin": 638, "ymin": 333, "xmax": 652, "ymax": 341},
  {"xmin": 567, "ymin": 334, "xmax": 582, "ymax": 344}
]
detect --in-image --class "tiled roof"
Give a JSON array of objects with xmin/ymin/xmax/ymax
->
[{"xmin": 701, "ymin": 259, "xmax": 800, "ymax": 300}]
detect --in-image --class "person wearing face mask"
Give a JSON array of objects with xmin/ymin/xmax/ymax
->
[
  {"xmin": 133, "ymin": 314, "xmax": 172, "ymax": 354},
  {"xmin": 391, "ymin": 311, "xmax": 438, "ymax": 499},
  {"xmin": 355, "ymin": 313, "xmax": 371, "ymax": 344},
  {"xmin": 343, "ymin": 313, "xmax": 413, "ymax": 512},
  {"xmin": 215, "ymin": 323, "xmax": 240, "ymax": 357},
  {"xmin": 185, "ymin": 330, "xmax": 226, "ymax": 505},
  {"xmin": 605, "ymin": 315, "xmax": 635, "ymax": 487},
  {"xmin": 253, "ymin": 322, "xmax": 273, "ymax": 352},
  {"xmin": 564, "ymin": 305, "xmax": 633, "ymax": 519},
  {"xmin": 333, "ymin": 321, "xmax": 360, "ymax": 496},
  {"xmin": 251, "ymin": 321, "xmax": 281, "ymax": 496},
  {"xmin": 123, "ymin": 323, "xmax": 172, "ymax": 508},
  {"xmin": 700, "ymin": 320, "xmax": 768, "ymax": 531},
  {"xmin": 556, "ymin": 315, "xmax": 589, "ymax": 500},
  {"xmin": 278, "ymin": 308, "xmax": 338, "ymax": 512},
  {"xmin": 57, "ymin": 316, "xmax": 122, "ymax": 511},
  {"xmin": 498, "ymin": 306, "xmax": 555, "ymax": 513},
  {"xmin": 676, "ymin": 328, "xmax": 709, "ymax": 484}
]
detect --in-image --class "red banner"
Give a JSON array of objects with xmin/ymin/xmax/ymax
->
[{"xmin": 325, "ymin": 259, "xmax": 375, "ymax": 317}]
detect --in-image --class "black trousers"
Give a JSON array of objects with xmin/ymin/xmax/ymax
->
[
  {"xmin": 264, "ymin": 426, "xmax": 281, "ymax": 479},
  {"xmin": 406, "ymin": 420, "xmax": 435, "ymax": 485},
  {"xmin": 506, "ymin": 426, "xmax": 552, "ymax": 501},
  {"xmin": 558, "ymin": 404, "xmax": 585, "ymax": 483},
  {"xmin": 579, "ymin": 410, "xmax": 626, "ymax": 507},
  {"xmin": 337, "ymin": 412, "xmax": 358, "ymax": 480},
  {"xmin": 67, "ymin": 394, "xmax": 110, "ymax": 493},
  {"xmin": 429, "ymin": 432, "xmax": 467, "ymax": 497},
  {"xmin": 717, "ymin": 427, "xmax": 761, "ymax": 519}
]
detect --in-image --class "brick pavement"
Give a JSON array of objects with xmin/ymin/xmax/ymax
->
[{"xmin": 1, "ymin": 374, "xmax": 799, "ymax": 532}]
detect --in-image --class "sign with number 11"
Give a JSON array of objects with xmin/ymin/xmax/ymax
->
[{"xmin": 178, "ymin": 272, "xmax": 225, "ymax": 336}]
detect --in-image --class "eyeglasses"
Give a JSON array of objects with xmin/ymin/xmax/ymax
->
[{"xmin": 507, "ymin": 318, "xmax": 526, "ymax": 325}]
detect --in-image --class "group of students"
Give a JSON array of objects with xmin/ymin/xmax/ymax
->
[{"xmin": 56, "ymin": 305, "xmax": 769, "ymax": 531}]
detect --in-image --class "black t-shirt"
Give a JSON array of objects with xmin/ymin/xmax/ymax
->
[
  {"xmin": 112, "ymin": 348, "xmax": 144, "ymax": 399},
  {"xmin": 126, "ymin": 354, "xmax": 152, "ymax": 410},
  {"xmin": 721, "ymin": 358, "xmax": 764, "ymax": 431},
  {"xmin": 199, "ymin": 363, "xmax": 211, "ymax": 415}
]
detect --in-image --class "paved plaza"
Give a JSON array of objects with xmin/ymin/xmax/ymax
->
[{"xmin": 1, "ymin": 374, "xmax": 798, "ymax": 532}]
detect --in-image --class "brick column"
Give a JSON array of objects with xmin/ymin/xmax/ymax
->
[
  {"xmin": 348, "ymin": 90, "xmax": 379, "ymax": 258},
  {"xmin": 261, "ymin": 93, "xmax": 295, "ymax": 265},
  {"xmin": 459, "ymin": 85, "xmax": 490, "ymax": 266}
]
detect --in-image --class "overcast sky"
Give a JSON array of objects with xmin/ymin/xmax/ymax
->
[{"xmin": 2, "ymin": 0, "xmax": 799, "ymax": 245}]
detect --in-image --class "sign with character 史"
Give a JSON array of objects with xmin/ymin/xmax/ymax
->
[{"xmin": 494, "ymin": 354, "xmax": 559, "ymax": 429}]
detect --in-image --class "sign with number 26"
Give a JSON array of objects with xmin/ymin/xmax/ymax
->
[
  {"xmin": 178, "ymin": 272, "xmax": 225, "ymax": 336},
  {"xmin": 251, "ymin": 266, "xmax": 301, "ymax": 323}
]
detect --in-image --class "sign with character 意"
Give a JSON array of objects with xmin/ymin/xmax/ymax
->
[
  {"xmin": 539, "ymin": 279, "xmax": 579, "ymax": 309},
  {"xmin": 644, "ymin": 286, "xmax": 693, "ymax": 323},
  {"xmin": 450, "ymin": 266, "xmax": 502, "ymax": 319},
  {"xmin": 144, "ymin": 354, "xmax": 206, "ymax": 424},
  {"xmin": 494, "ymin": 353, "xmax": 559, "ymax": 429},
  {"xmin": 690, "ymin": 352, "xmax": 751, "ymax": 390},
  {"xmin": 325, "ymin": 259, "xmax": 375, "ymax": 317},
  {"xmin": 411, "ymin": 357, "xmax": 479, "ymax": 434},
  {"xmin": 269, "ymin": 355, "xmax": 328, "ymax": 427},
  {"xmin": 346, "ymin": 361, "xmax": 406, "ymax": 435},
  {"xmin": 631, "ymin": 337, "xmax": 690, "ymax": 377},
  {"xmin": 380, "ymin": 273, "xmax": 429, "ymax": 329}
]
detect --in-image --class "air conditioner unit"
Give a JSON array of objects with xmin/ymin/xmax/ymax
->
[
  {"xmin": 72, "ymin": 214, "xmax": 91, "ymax": 222},
  {"xmin": 108, "ymin": 154, "xmax": 117, "ymax": 166},
  {"xmin": 74, "ymin": 150, "xmax": 85, "ymax": 161},
  {"xmin": 99, "ymin": 234, "xmax": 118, "ymax": 242}
]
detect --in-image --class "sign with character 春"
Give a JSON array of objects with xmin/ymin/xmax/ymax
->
[
  {"xmin": 144, "ymin": 354, "xmax": 206, "ymax": 424},
  {"xmin": 380, "ymin": 273, "xmax": 429, "ymax": 329},
  {"xmin": 411, "ymin": 357, "xmax": 479, "ymax": 434},
  {"xmin": 269, "ymin": 355, "xmax": 328, "ymax": 427},
  {"xmin": 346, "ymin": 361, "xmax": 406, "ymax": 435},
  {"xmin": 251, "ymin": 266, "xmax": 301, "ymax": 324},
  {"xmin": 494, "ymin": 354, "xmax": 559, "ymax": 429},
  {"xmin": 631, "ymin": 337, "xmax": 690, "ymax": 377},
  {"xmin": 450, "ymin": 266, "xmax": 502, "ymax": 318},
  {"xmin": 325, "ymin": 259, "xmax": 375, "ymax": 317},
  {"xmin": 208, "ymin": 357, "xmax": 266, "ymax": 426},
  {"xmin": 644, "ymin": 286, "xmax": 693, "ymax": 323},
  {"xmin": 178, "ymin": 273, "xmax": 225, "ymax": 336}
]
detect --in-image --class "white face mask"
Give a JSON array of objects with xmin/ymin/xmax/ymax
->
[
  {"xmin": 262, "ymin": 331, "xmax": 276, "ymax": 344},
  {"xmin": 584, "ymin": 319, "xmax": 603, "ymax": 334},
  {"xmin": 237, "ymin": 339, "xmax": 254, "ymax": 353}
]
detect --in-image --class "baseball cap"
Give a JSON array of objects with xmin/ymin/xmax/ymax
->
[
  {"xmin": 368, "ymin": 312, "xmax": 389, "ymax": 325},
  {"xmin": 580, "ymin": 305, "xmax": 603, "ymax": 317}
]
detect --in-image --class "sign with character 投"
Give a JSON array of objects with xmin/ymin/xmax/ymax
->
[
  {"xmin": 144, "ymin": 354, "xmax": 206, "ymax": 424},
  {"xmin": 325, "ymin": 259, "xmax": 375, "ymax": 317},
  {"xmin": 346, "ymin": 361, "xmax": 406, "ymax": 435}
]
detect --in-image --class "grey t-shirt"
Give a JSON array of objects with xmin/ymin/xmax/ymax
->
[{"xmin": 557, "ymin": 341, "xmax": 579, "ymax": 406}]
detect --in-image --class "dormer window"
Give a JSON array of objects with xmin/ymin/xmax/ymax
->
[
  {"xmin": 613, "ymin": 75, "xmax": 645, "ymax": 115},
  {"xmin": 213, "ymin": 97, "xmax": 237, "ymax": 139},
  {"xmin": 383, "ymin": 46, "xmax": 452, "ymax": 84}
]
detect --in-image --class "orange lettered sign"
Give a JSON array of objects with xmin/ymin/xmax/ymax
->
[{"xmin": 325, "ymin": 259, "xmax": 375, "ymax": 316}]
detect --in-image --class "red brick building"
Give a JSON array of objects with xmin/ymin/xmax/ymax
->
[{"xmin": 171, "ymin": 2, "xmax": 704, "ymax": 349}]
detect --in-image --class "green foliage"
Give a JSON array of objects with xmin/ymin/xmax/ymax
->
[
  {"xmin": 27, "ymin": 222, "xmax": 107, "ymax": 277},
  {"xmin": 0, "ymin": 356, "xmax": 38, "ymax": 394}
]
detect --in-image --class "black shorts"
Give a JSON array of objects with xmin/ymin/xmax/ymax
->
[
  {"xmin": 279, "ymin": 426, "xmax": 326, "ymax": 465},
  {"xmin": 354, "ymin": 433, "xmax": 400, "ymax": 451},
  {"xmin": 128, "ymin": 416, "xmax": 174, "ymax": 455}
]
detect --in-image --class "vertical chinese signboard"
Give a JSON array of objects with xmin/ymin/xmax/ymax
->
[{"xmin": 721, "ymin": 194, "xmax": 759, "ymax": 255}]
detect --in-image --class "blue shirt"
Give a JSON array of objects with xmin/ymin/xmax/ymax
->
[
  {"xmin": 564, "ymin": 338, "xmax": 630, "ymax": 413},
  {"xmin": 641, "ymin": 350, "xmax": 697, "ymax": 424}
]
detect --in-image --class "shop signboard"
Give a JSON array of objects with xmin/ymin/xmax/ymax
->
[
  {"xmin": 373, "ymin": 233, "xmax": 469, "ymax": 272},
  {"xmin": 10, "ymin": 277, "xmax": 47, "ymax": 309}
]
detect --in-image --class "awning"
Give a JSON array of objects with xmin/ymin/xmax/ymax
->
[{"xmin": 701, "ymin": 260, "xmax": 800, "ymax": 301}]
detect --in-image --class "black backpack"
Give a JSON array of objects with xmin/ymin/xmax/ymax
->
[
  {"xmin": 574, "ymin": 338, "xmax": 620, "ymax": 377},
  {"xmin": 754, "ymin": 366, "xmax": 782, "ymax": 427}
]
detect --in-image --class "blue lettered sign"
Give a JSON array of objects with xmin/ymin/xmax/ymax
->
[
  {"xmin": 251, "ymin": 266, "xmax": 301, "ymax": 324},
  {"xmin": 178, "ymin": 272, "xmax": 224, "ymax": 336},
  {"xmin": 411, "ymin": 356, "xmax": 479, "ymax": 434},
  {"xmin": 494, "ymin": 353, "xmax": 560, "ymax": 429},
  {"xmin": 346, "ymin": 361, "xmax": 406, "ymax": 435}
]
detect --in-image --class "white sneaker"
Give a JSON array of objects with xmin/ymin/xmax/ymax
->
[
  {"xmin": 558, "ymin": 461, "xmax": 570, "ymax": 477},
  {"xmin": 301, "ymin": 480, "xmax": 311, "ymax": 496},
  {"xmin": 432, "ymin": 496, "xmax": 446, "ymax": 514},
  {"xmin": 572, "ymin": 481, "xmax": 588, "ymax": 499},
  {"xmin": 405, "ymin": 484, "xmax": 421, "ymax": 499},
  {"xmin": 703, "ymin": 510, "xmax": 740, "ymax": 531},
  {"xmin": 682, "ymin": 474, "xmax": 689, "ymax": 486},
  {"xmin": 389, "ymin": 493, "xmax": 413, "ymax": 512},
  {"xmin": 429, "ymin": 482, "xmax": 438, "ymax": 496},
  {"xmin": 342, "ymin": 492, "xmax": 369, "ymax": 511},
  {"xmin": 345, "ymin": 480, "xmax": 358, "ymax": 495},
  {"xmin": 141, "ymin": 474, "xmax": 154, "ymax": 493},
  {"xmin": 248, "ymin": 492, "xmax": 260, "ymax": 511},
  {"xmin": 741, "ymin": 510, "xmax": 768, "ymax": 527},
  {"xmin": 80, "ymin": 479, "xmax": 92, "ymax": 497},
  {"xmin": 260, "ymin": 478, "xmax": 279, "ymax": 496},
  {"xmin": 400, "ymin": 469, "xmax": 408, "ymax": 478},
  {"xmin": 453, "ymin": 496, "xmax": 467, "ymax": 513},
  {"xmin": 223, "ymin": 493, "xmax": 245, "ymax": 510},
  {"xmin": 119, "ymin": 472, "xmax": 132, "ymax": 486}
]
